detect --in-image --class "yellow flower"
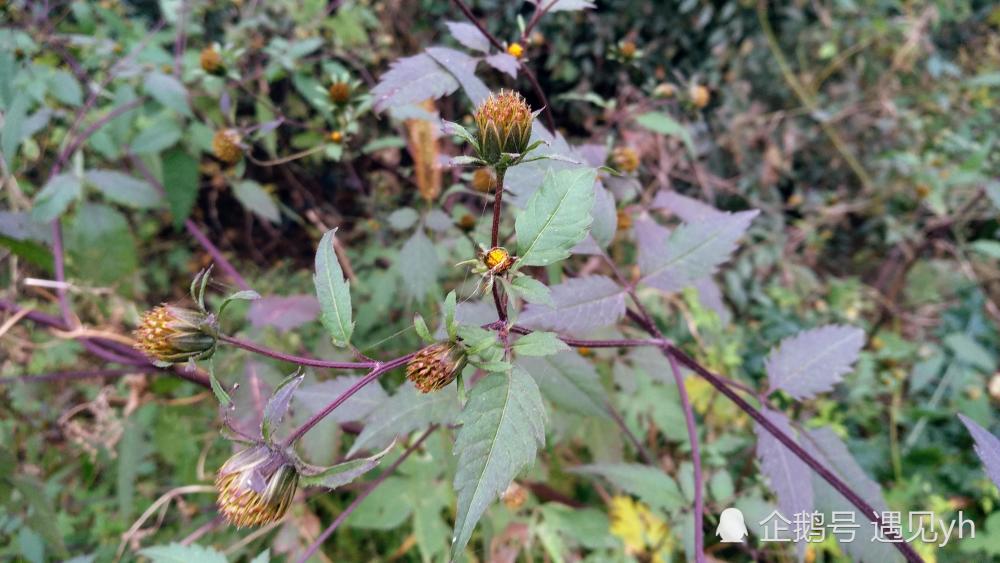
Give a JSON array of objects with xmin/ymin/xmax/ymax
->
[
  {"xmin": 507, "ymin": 42, "xmax": 524, "ymax": 59},
  {"xmin": 612, "ymin": 146, "xmax": 640, "ymax": 174},
  {"xmin": 608, "ymin": 496, "xmax": 673, "ymax": 562},
  {"xmin": 134, "ymin": 304, "xmax": 217, "ymax": 366},
  {"xmin": 474, "ymin": 90, "xmax": 534, "ymax": 164},
  {"xmin": 215, "ymin": 445, "xmax": 299, "ymax": 528},
  {"xmin": 200, "ymin": 47, "xmax": 224, "ymax": 75},
  {"xmin": 406, "ymin": 343, "xmax": 466, "ymax": 393},
  {"xmin": 483, "ymin": 246, "xmax": 515, "ymax": 274},
  {"xmin": 329, "ymin": 131, "xmax": 344, "ymax": 144},
  {"xmin": 212, "ymin": 129, "xmax": 243, "ymax": 164}
]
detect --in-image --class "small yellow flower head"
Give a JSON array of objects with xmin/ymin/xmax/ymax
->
[
  {"xmin": 619, "ymin": 40, "xmax": 637, "ymax": 59},
  {"xmin": 406, "ymin": 343, "xmax": 466, "ymax": 393},
  {"xmin": 689, "ymin": 84, "xmax": 710, "ymax": 109},
  {"xmin": 212, "ymin": 129, "xmax": 243, "ymax": 164},
  {"xmin": 474, "ymin": 90, "xmax": 534, "ymax": 164},
  {"xmin": 134, "ymin": 305, "xmax": 218, "ymax": 365},
  {"xmin": 612, "ymin": 146, "xmax": 640, "ymax": 174},
  {"xmin": 653, "ymin": 83, "xmax": 676, "ymax": 98},
  {"xmin": 616, "ymin": 208, "xmax": 632, "ymax": 231},
  {"xmin": 200, "ymin": 47, "xmax": 224, "ymax": 75},
  {"xmin": 471, "ymin": 167, "xmax": 496, "ymax": 193},
  {"xmin": 483, "ymin": 246, "xmax": 515, "ymax": 274},
  {"xmin": 577, "ymin": 346, "xmax": 593, "ymax": 357},
  {"xmin": 501, "ymin": 482, "xmax": 529, "ymax": 510},
  {"xmin": 329, "ymin": 130, "xmax": 344, "ymax": 144},
  {"xmin": 507, "ymin": 42, "xmax": 525, "ymax": 59},
  {"xmin": 215, "ymin": 445, "xmax": 299, "ymax": 528},
  {"xmin": 328, "ymin": 81, "xmax": 351, "ymax": 104}
]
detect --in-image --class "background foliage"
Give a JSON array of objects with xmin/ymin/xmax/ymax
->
[{"xmin": 1, "ymin": 0, "xmax": 999, "ymax": 561}]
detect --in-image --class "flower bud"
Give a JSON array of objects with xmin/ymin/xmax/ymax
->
[
  {"xmin": 328, "ymin": 81, "xmax": 351, "ymax": 104},
  {"xmin": 474, "ymin": 90, "xmax": 533, "ymax": 164},
  {"xmin": 215, "ymin": 445, "xmax": 299, "ymax": 528},
  {"xmin": 502, "ymin": 481, "xmax": 529, "ymax": 510},
  {"xmin": 329, "ymin": 131, "xmax": 344, "ymax": 144},
  {"xmin": 483, "ymin": 246, "xmax": 514, "ymax": 274},
  {"xmin": 689, "ymin": 84, "xmax": 710, "ymax": 109},
  {"xmin": 457, "ymin": 214, "xmax": 477, "ymax": 231},
  {"xmin": 406, "ymin": 343, "xmax": 466, "ymax": 393},
  {"xmin": 200, "ymin": 47, "xmax": 224, "ymax": 75},
  {"xmin": 619, "ymin": 40, "xmax": 637, "ymax": 59},
  {"xmin": 653, "ymin": 83, "xmax": 675, "ymax": 98},
  {"xmin": 212, "ymin": 129, "xmax": 243, "ymax": 164},
  {"xmin": 134, "ymin": 304, "xmax": 218, "ymax": 365},
  {"xmin": 507, "ymin": 42, "xmax": 524, "ymax": 59},
  {"xmin": 612, "ymin": 146, "xmax": 640, "ymax": 174},
  {"xmin": 471, "ymin": 167, "xmax": 496, "ymax": 193}
]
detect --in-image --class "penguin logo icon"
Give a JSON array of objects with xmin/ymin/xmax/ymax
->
[{"xmin": 716, "ymin": 508, "xmax": 749, "ymax": 543}]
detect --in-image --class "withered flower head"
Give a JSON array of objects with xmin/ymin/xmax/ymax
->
[
  {"xmin": 471, "ymin": 167, "xmax": 496, "ymax": 193},
  {"xmin": 619, "ymin": 40, "xmax": 637, "ymax": 59},
  {"xmin": 200, "ymin": 47, "xmax": 224, "ymax": 75},
  {"xmin": 215, "ymin": 444, "xmax": 299, "ymax": 528},
  {"xmin": 134, "ymin": 304, "xmax": 218, "ymax": 366},
  {"xmin": 457, "ymin": 214, "xmax": 477, "ymax": 231},
  {"xmin": 212, "ymin": 129, "xmax": 243, "ymax": 164},
  {"xmin": 612, "ymin": 146, "xmax": 640, "ymax": 174},
  {"xmin": 406, "ymin": 343, "xmax": 466, "ymax": 393},
  {"xmin": 483, "ymin": 246, "xmax": 515, "ymax": 274},
  {"xmin": 328, "ymin": 81, "xmax": 351, "ymax": 104},
  {"xmin": 473, "ymin": 90, "xmax": 533, "ymax": 164}
]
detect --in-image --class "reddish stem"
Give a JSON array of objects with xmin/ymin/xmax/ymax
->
[{"xmin": 218, "ymin": 334, "xmax": 375, "ymax": 370}]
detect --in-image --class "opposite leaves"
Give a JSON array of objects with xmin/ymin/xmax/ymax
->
[
  {"xmin": 452, "ymin": 367, "xmax": 546, "ymax": 558},
  {"xmin": 313, "ymin": 228, "xmax": 354, "ymax": 347},
  {"xmin": 515, "ymin": 168, "xmax": 596, "ymax": 268}
]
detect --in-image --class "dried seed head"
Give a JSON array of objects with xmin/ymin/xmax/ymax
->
[
  {"xmin": 457, "ymin": 214, "xmax": 477, "ymax": 231},
  {"xmin": 328, "ymin": 81, "xmax": 351, "ymax": 104},
  {"xmin": 200, "ymin": 47, "xmax": 224, "ymax": 75},
  {"xmin": 212, "ymin": 129, "xmax": 243, "ymax": 164},
  {"xmin": 507, "ymin": 42, "xmax": 524, "ymax": 59},
  {"xmin": 612, "ymin": 146, "xmax": 640, "ymax": 174},
  {"xmin": 471, "ymin": 167, "xmax": 496, "ymax": 193},
  {"xmin": 689, "ymin": 84, "xmax": 710, "ymax": 109},
  {"xmin": 501, "ymin": 482, "xmax": 529, "ymax": 510},
  {"xmin": 406, "ymin": 343, "xmax": 465, "ymax": 393},
  {"xmin": 483, "ymin": 246, "xmax": 514, "ymax": 274},
  {"xmin": 134, "ymin": 305, "xmax": 218, "ymax": 365},
  {"xmin": 215, "ymin": 445, "xmax": 299, "ymax": 528},
  {"xmin": 473, "ymin": 90, "xmax": 533, "ymax": 164},
  {"xmin": 619, "ymin": 40, "xmax": 637, "ymax": 59}
]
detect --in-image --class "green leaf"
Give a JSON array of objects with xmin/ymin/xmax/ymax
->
[
  {"xmin": 971, "ymin": 240, "xmax": 1000, "ymax": 259},
  {"xmin": 313, "ymin": 228, "xmax": 354, "ymax": 347},
  {"xmin": 444, "ymin": 290, "xmax": 458, "ymax": 341},
  {"xmin": 515, "ymin": 168, "xmax": 597, "ymax": 268},
  {"xmin": 571, "ymin": 463, "xmax": 684, "ymax": 514},
  {"xmin": 635, "ymin": 112, "xmax": 695, "ymax": 157},
  {"xmin": 512, "ymin": 331, "xmax": 569, "ymax": 357},
  {"xmin": 519, "ymin": 352, "xmax": 609, "ymax": 418},
  {"xmin": 143, "ymin": 72, "xmax": 191, "ymax": 116},
  {"xmin": 262, "ymin": 371, "xmax": 305, "ymax": 443},
  {"xmin": 130, "ymin": 115, "xmax": 182, "ymax": 154},
  {"xmin": 299, "ymin": 441, "xmax": 395, "ymax": 489},
  {"xmin": 162, "ymin": 148, "xmax": 199, "ymax": 227},
  {"xmin": 2, "ymin": 94, "xmax": 29, "ymax": 167},
  {"xmin": 451, "ymin": 367, "xmax": 546, "ymax": 558},
  {"xmin": 65, "ymin": 203, "xmax": 137, "ymax": 284},
  {"xmin": 349, "ymin": 382, "xmax": 459, "ymax": 456},
  {"xmin": 510, "ymin": 275, "xmax": 553, "ymax": 305},
  {"xmin": 138, "ymin": 543, "xmax": 227, "ymax": 563},
  {"xmin": 32, "ymin": 173, "xmax": 82, "ymax": 222},
  {"xmin": 398, "ymin": 228, "xmax": 439, "ymax": 301},
  {"xmin": 233, "ymin": 180, "xmax": 281, "ymax": 223},
  {"xmin": 413, "ymin": 313, "xmax": 433, "ymax": 342},
  {"xmin": 49, "ymin": 69, "xmax": 82, "ymax": 106},
  {"xmin": 85, "ymin": 169, "xmax": 161, "ymax": 208}
]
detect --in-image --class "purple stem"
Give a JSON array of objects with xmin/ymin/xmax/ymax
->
[
  {"xmin": 296, "ymin": 425, "xmax": 437, "ymax": 563},
  {"xmin": 0, "ymin": 367, "xmax": 159, "ymax": 384},
  {"xmin": 281, "ymin": 354, "xmax": 414, "ymax": 447},
  {"xmin": 666, "ymin": 350, "xmax": 704, "ymax": 563},
  {"xmin": 506, "ymin": 323, "xmax": 664, "ymax": 349},
  {"xmin": 218, "ymin": 334, "xmax": 375, "ymax": 370},
  {"xmin": 605, "ymin": 400, "xmax": 654, "ymax": 464}
]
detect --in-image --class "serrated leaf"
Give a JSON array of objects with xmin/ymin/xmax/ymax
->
[
  {"xmin": 261, "ymin": 371, "xmax": 305, "ymax": 443},
  {"xmin": 452, "ymin": 367, "xmax": 546, "ymax": 557},
  {"xmin": 635, "ymin": 112, "xmax": 695, "ymax": 156},
  {"xmin": 299, "ymin": 441, "xmax": 395, "ymax": 489},
  {"xmin": 162, "ymin": 148, "xmax": 199, "ymax": 227},
  {"xmin": 518, "ymin": 275, "xmax": 626, "ymax": 333},
  {"xmin": 650, "ymin": 190, "xmax": 722, "ymax": 222},
  {"xmin": 313, "ymin": 228, "xmax": 354, "ymax": 347},
  {"xmin": 143, "ymin": 72, "xmax": 191, "ymax": 116},
  {"xmin": 426, "ymin": 47, "xmax": 489, "ymax": 107},
  {"xmin": 32, "ymin": 173, "xmax": 82, "ymax": 222},
  {"xmin": 512, "ymin": 331, "xmax": 569, "ymax": 357},
  {"xmin": 372, "ymin": 52, "xmax": 460, "ymax": 113},
  {"xmin": 1, "ymin": 94, "xmax": 29, "ymax": 167},
  {"xmin": 295, "ymin": 376, "xmax": 387, "ymax": 424},
  {"xmin": 509, "ymin": 275, "xmax": 553, "ymax": 305},
  {"xmin": 130, "ymin": 114, "xmax": 181, "ymax": 154},
  {"xmin": 519, "ymin": 352, "xmax": 608, "ymax": 418},
  {"xmin": 85, "ymin": 169, "xmax": 161, "ymax": 208},
  {"xmin": 959, "ymin": 414, "xmax": 1000, "ymax": 489},
  {"xmin": 765, "ymin": 325, "xmax": 865, "ymax": 400},
  {"xmin": 571, "ymin": 463, "xmax": 683, "ymax": 513},
  {"xmin": 233, "ymin": 180, "xmax": 281, "ymax": 223},
  {"xmin": 639, "ymin": 210, "xmax": 758, "ymax": 292},
  {"xmin": 485, "ymin": 53, "xmax": 519, "ymax": 78},
  {"xmin": 445, "ymin": 21, "xmax": 490, "ymax": 53},
  {"xmin": 49, "ymin": 69, "xmax": 82, "ymax": 106},
  {"xmin": 398, "ymin": 228, "xmax": 439, "ymax": 301},
  {"xmin": 349, "ymin": 382, "xmax": 459, "ymax": 456},
  {"xmin": 514, "ymin": 168, "xmax": 597, "ymax": 267},
  {"xmin": 138, "ymin": 543, "xmax": 226, "ymax": 563},
  {"xmin": 754, "ymin": 409, "xmax": 813, "ymax": 542}
]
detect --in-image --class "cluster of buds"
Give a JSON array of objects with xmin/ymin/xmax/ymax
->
[
  {"xmin": 215, "ymin": 444, "xmax": 299, "ymax": 527},
  {"xmin": 134, "ymin": 304, "xmax": 218, "ymax": 366},
  {"xmin": 406, "ymin": 342, "xmax": 466, "ymax": 393},
  {"xmin": 212, "ymin": 128, "xmax": 243, "ymax": 164},
  {"xmin": 473, "ymin": 90, "xmax": 535, "ymax": 165}
]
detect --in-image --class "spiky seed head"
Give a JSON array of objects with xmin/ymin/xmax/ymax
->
[
  {"xmin": 134, "ymin": 304, "xmax": 218, "ymax": 365},
  {"xmin": 328, "ymin": 81, "xmax": 351, "ymax": 104},
  {"xmin": 215, "ymin": 445, "xmax": 299, "ymax": 528},
  {"xmin": 212, "ymin": 129, "xmax": 243, "ymax": 164},
  {"xmin": 689, "ymin": 84, "xmax": 710, "ymax": 109},
  {"xmin": 507, "ymin": 42, "xmax": 524, "ymax": 59},
  {"xmin": 406, "ymin": 343, "xmax": 465, "ymax": 393},
  {"xmin": 471, "ymin": 167, "xmax": 496, "ymax": 193},
  {"xmin": 483, "ymin": 246, "xmax": 514, "ymax": 274},
  {"xmin": 473, "ymin": 90, "xmax": 533, "ymax": 164},
  {"xmin": 612, "ymin": 146, "xmax": 640, "ymax": 174},
  {"xmin": 200, "ymin": 47, "xmax": 224, "ymax": 75}
]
